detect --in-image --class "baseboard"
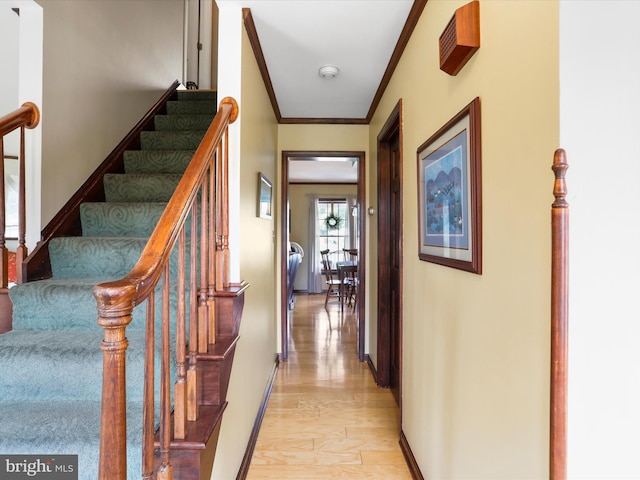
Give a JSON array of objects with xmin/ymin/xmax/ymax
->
[
  {"xmin": 235, "ymin": 355, "xmax": 279, "ymax": 480},
  {"xmin": 400, "ymin": 429, "xmax": 425, "ymax": 480},
  {"xmin": 365, "ymin": 354, "xmax": 378, "ymax": 383}
]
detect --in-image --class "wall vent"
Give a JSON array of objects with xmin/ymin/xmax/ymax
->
[{"xmin": 439, "ymin": 0, "xmax": 480, "ymax": 76}]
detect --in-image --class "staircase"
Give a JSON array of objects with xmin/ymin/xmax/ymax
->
[{"xmin": 0, "ymin": 84, "xmax": 244, "ymax": 479}]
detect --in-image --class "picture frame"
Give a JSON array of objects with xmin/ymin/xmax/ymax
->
[
  {"xmin": 416, "ymin": 97, "xmax": 482, "ymax": 274},
  {"xmin": 257, "ymin": 172, "xmax": 273, "ymax": 219}
]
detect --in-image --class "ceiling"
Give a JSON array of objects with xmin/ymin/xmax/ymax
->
[{"xmin": 216, "ymin": 0, "xmax": 424, "ymax": 180}]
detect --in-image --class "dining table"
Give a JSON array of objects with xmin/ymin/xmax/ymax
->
[{"xmin": 336, "ymin": 260, "xmax": 357, "ymax": 310}]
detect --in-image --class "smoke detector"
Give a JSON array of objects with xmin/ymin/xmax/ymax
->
[{"xmin": 318, "ymin": 65, "xmax": 339, "ymax": 79}]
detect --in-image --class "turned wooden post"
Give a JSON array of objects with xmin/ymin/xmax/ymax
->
[
  {"xmin": 95, "ymin": 282, "xmax": 136, "ymax": 480},
  {"xmin": 174, "ymin": 229, "xmax": 187, "ymax": 439},
  {"xmin": 0, "ymin": 138, "xmax": 6, "ymax": 287},
  {"xmin": 550, "ymin": 148, "xmax": 569, "ymax": 480},
  {"xmin": 198, "ymin": 179, "xmax": 210, "ymax": 353},
  {"xmin": 187, "ymin": 201, "xmax": 199, "ymax": 421},
  {"xmin": 207, "ymin": 161, "xmax": 217, "ymax": 344}
]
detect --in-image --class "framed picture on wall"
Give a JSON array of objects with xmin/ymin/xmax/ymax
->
[
  {"xmin": 257, "ymin": 172, "xmax": 273, "ymax": 219},
  {"xmin": 416, "ymin": 97, "xmax": 482, "ymax": 274}
]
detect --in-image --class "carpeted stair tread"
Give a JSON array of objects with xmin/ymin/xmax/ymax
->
[
  {"xmin": 166, "ymin": 100, "xmax": 217, "ymax": 115},
  {"xmin": 103, "ymin": 173, "xmax": 182, "ymax": 202},
  {"xmin": 154, "ymin": 114, "xmax": 215, "ymax": 131},
  {"xmin": 140, "ymin": 130, "xmax": 206, "ymax": 150},
  {"xmin": 123, "ymin": 150, "xmax": 195, "ymax": 174},
  {"xmin": 0, "ymin": 400, "xmax": 143, "ymax": 480},
  {"xmin": 49, "ymin": 237, "xmax": 148, "ymax": 279},
  {"xmin": 80, "ymin": 202, "xmax": 167, "ymax": 237},
  {"xmin": 10, "ymin": 278, "xmax": 136, "ymax": 331},
  {"xmin": 0, "ymin": 330, "xmax": 153, "ymax": 403},
  {"xmin": 9, "ymin": 277, "xmax": 185, "ymax": 332},
  {"xmin": 177, "ymin": 90, "xmax": 217, "ymax": 102}
]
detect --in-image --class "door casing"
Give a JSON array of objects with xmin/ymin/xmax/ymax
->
[{"xmin": 280, "ymin": 151, "xmax": 366, "ymax": 362}]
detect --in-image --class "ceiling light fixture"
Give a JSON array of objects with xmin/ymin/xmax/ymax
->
[{"xmin": 318, "ymin": 65, "xmax": 339, "ymax": 79}]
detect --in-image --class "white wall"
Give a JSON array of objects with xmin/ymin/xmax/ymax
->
[
  {"xmin": 36, "ymin": 0, "xmax": 184, "ymax": 226},
  {"xmin": 560, "ymin": 2, "xmax": 640, "ymax": 477},
  {"xmin": 0, "ymin": 7, "xmax": 19, "ymax": 124},
  {"xmin": 0, "ymin": 5, "xmax": 22, "ymax": 239}
]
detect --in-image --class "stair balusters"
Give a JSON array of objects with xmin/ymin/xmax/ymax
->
[
  {"xmin": 95, "ymin": 96, "xmax": 238, "ymax": 480},
  {"xmin": 0, "ymin": 102, "xmax": 39, "ymax": 288}
]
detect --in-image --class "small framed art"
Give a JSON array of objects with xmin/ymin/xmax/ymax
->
[{"xmin": 257, "ymin": 172, "xmax": 273, "ymax": 219}]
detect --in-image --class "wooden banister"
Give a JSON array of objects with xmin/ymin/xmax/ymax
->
[
  {"xmin": 95, "ymin": 96, "xmax": 238, "ymax": 479},
  {"xmin": 0, "ymin": 102, "xmax": 40, "ymax": 289},
  {"xmin": 550, "ymin": 148, "xmax": 569, "ymax": 480}
]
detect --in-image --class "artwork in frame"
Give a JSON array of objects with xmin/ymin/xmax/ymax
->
[
  {"xmin": 416, "ymin": 97, "xmax": 482, "ymax": 274},
  {"xmin": 257, "ymin": 172, "xmax": 273, "ymax": 219}
]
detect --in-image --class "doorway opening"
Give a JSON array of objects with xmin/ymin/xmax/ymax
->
[{"xmin": 280, "ymin": 151, "xmax": 366, "ymax": 362}]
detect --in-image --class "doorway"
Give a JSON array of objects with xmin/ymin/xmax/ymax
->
[
  {"xmin": 377, "ymin": 101, "xmax": 403, "ymax": 406},
  {"xmin": 0, "ymin": 1, "xmax": 43, "ymax": 252},
  {"xmin": 280, "ymin": 151, "xmax": 366, "ymax": 362},
  {"xmin": 184, "ymin": 0, "xmax": 216, "ymax": 90}
]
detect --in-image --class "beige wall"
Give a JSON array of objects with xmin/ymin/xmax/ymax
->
[
  {"xmin": 368, "ymin": 1, "xmax": 559, "ymax": 477},
  {"xmin": 37, "ymin": 0, "xmax": 184, "ymax": 225},
  {"xmin": 289, "ymin": 183, "xmax": 357, "ymax": 291},
  {"xmin": 211, "ymin": 22, "xmax": 279, "ymax": 479}
]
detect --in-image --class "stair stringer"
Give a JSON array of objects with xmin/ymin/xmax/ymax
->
[{"xmin": 156, "ymin": 282, "xmax": 248, "ymax": 480}]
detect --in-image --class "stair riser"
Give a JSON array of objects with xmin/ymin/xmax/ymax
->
[
  {"xmin": 176, "ymin": 90, "xmax": 217, "ymax": 102},
  {"xmin": 80, "ymin": 202, "xmax": 198, "ymax": 239},
  {"xmin": 0, "ymin": 332, "xmax": 170, "ymax": 403},
  {"xmin": 154, "ymin": 115, "xmax": 214, "ymax": 131},
  {"xmin": 197, "ymin": 346, "xmax": 237, "ymax": 406},
  {"xmin": 81, "ymin": 202, "xmax": 167, "ymax": 238},
  {"xmin": 103, "ymin": 173, "xmax": 183, "ymax": 203},
  {"xmin": 123, "ymin": 150, "xmax": 195, "ymax": 174},
  {"xmin": 166, "ymin": 100, "xmax": 216, "ymax": 115},
  {"xmin": 0, "ymin": 401, "xmax": 144, "ymax": 480},
  {"xmin": 49, "ymin": 237, "xmax": 148, "ymax": 279},
  {"xmin": 140, "ymin": 131, "xmax": 205, "ymax": 150}
]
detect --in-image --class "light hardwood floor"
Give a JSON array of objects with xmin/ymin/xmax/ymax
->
[{"xmin": 246, "ymin": 294, "xmax": 412, "ymax": 479}]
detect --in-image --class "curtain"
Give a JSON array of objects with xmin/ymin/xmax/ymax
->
[{"xmin": 307, "ymin": 195, "xmax": 322, "ymax": 293}]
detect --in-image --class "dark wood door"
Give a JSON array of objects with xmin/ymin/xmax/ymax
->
[{"xmin": 376, "ymin": 101, "xmax": 402, "ymax": 408}]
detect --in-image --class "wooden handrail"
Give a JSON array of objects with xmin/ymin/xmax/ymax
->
[
  {"xmin": 95, "ymin": 96, "xmax": 238, "ymax": 479},
  {"xmin": 0, "ymin": 102, "xmax": 40, "ymax": 137},
  {"xmin": 0, "ymin": 102, "xmax": 40, "ymax": 288},
  {"xmin": 550, "ymin": 148, "xmax": 569, "ymax": 480}
]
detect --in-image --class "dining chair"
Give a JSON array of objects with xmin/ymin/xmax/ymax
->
[
  {"xmin": 341, "ymin": 248, "xmax": 358, "ymax": 309},
  {"xmin": 320, "ymin": 249, "xmax": 343, "ymax": 308}
]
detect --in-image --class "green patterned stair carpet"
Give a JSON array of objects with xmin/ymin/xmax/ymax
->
[{"xmin": 1, "ymin": 89, "xmax": 215, "ymax": 480}]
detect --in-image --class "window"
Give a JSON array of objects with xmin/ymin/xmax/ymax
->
[{"xmin": 316, "ymin": 199, "xmax": 348, "ymax": 268}]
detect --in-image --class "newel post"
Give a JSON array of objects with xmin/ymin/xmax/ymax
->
[
  {"xmin": 95, "ymin": 282, "xmax": 137, "ymax": 480},
  {"xmin": 550, "ymin": 148, "xmax": 569, "ymax": 480}
]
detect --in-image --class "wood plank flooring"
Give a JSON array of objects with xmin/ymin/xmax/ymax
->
[{"xmin": 246, "ymin": 294, "xmax": 412, "ymax": 479}]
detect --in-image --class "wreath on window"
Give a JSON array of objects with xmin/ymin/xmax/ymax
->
[{"xmin": 324, "ymin": 213, "xmax": 343, "ymax": 230}]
